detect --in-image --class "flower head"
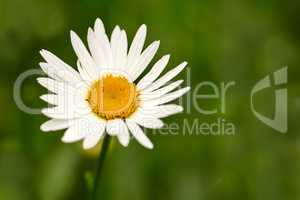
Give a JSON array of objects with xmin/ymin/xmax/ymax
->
[{"xmin": 38, "ymin": 18, "xmax": 190, "ymax": 149}]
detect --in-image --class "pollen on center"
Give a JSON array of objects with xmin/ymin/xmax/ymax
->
[{"xmin": 87, "ymin": 74, "xmax": 139, "ymax": 120}]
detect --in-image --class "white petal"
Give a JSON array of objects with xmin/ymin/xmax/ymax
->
[
  {"xmin": 110, "ymin": 26, "xmax": 121, "ymax": 57},
  {"xmin": 126, "ymin": 119, "xmax": 153, "ymax": 149},
  {"xmin": 140, "ymin": 80, "xmax": 183, "ymax": 101},
  {"xmin": 39, "ymin": 50, "xmax": 81, "ymax": 84},
  {"xmin": 126, "ymin": 25, "xmax": 147, "ymax": 69},
  {"xmin": 129, "ymin": 41, "xmax": 160, "ymax": 81},
  {"xmin": 70, "ymin": 31, "xmax": 98, "ymax": 80},
  {"xmin": 77, "ymin": 60, "xmax": 93, "ymax": 85},
  {"xmin": 87, "ymin": 28, "xmax": 106, "ymax": 68},
  {"xmin": 114, "ymin": 30, "xmax": 128, "ymax": 70},
  {"xmin": 111, "ymin": 27, "xmax": 128, "ymax": 70},
  {"xmin": 93, "ymin": 19, "xmax": 113, "ymax": 67},
  {"xmin": 41, "ymin": 97, "xmax": 90, "ymax": 119},
  {"xmin": 139, "ymin": 104, "xmax": 183, "ymax": 118},
  {"xmin": 37, "ymin": 78, "xmax": 73, "ymax": 94},
  {"xmin": 39, "ymin": 62, "xmax": 63, "ymax": 81},
  {"xmin": 106, "ymin": 119, "xmax": 130, "ymax": 146},
  {"xmin": 106, "ymin": 119, "xmax": 121, "ymax": 136},
  {"xmin": 40, "ymin": 88, "xmax": 88, "ymax": 108},
  {"xmin": 38, "ymin": 79, "xmax": 89, "ymax": 115},
  {"xmin": 83, "ymin": 115, "xmax": 106, "ymax": 149},
  {"xmin": 41, "ymin": 119, "xmax": 72, "ymax": 132},
  {"xmin": 37, "ymin": 77, "xmax": 88, "ymax": 97},
  {"xmin": 94, "ymin": 18, "xmax": 105, "ymax": 35},
  {"xmin": 62, "ymin": 123, "xmax": 86, "ymax": 143},
  {"xmin": 129, "ymin": 111, "xmax": 164, "ymax": 129},
  {"xmin": 111, "ymin": 25, "xmax": 121, "ymax": 39},
  {"xmin": 137, "ymin": 55, "xmax": 170, "ymax": 90},
  {"xmin": 142, "ymin": 87, "xmax": 190, "ymax": 107},
  {"xmin": 40, "ymin": 94, "xmax": 59, "ymax": 105},
  {"xmin": 116, "ymin": 119, "xmax": 130, "ymax": 147},
  {"xmin": 143, "ymin": 61, "xmax": 187, "ymax": 93},
  {"xmin": 62, "ymin": 114, "xmax": 104, "ymax": 144}
]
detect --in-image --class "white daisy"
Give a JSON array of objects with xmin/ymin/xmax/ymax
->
[{"xmin": 38, "ymin": 18, "xmax": 190, "ymax": 149}]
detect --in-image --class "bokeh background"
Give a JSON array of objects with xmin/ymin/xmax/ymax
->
[{"xmin": 1, "ymin": 0, "xmax": 300, "ymax": 199}]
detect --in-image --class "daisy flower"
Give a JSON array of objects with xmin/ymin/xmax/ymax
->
[{"xmin": 38, "ymin": 18, "xmax": 190, "ymax": 149}]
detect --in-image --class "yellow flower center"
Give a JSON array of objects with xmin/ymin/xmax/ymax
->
[{"xmin": 87, "ymin": 75, "xmax": 139, "ymax": 120}]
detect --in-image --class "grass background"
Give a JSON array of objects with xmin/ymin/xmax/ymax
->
[{"xmin": 0, "ymin": 0, "xmax": 300, "ymax": 199}]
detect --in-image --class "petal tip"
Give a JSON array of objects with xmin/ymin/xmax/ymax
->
[
  {"xmin": 182, "ymin": 61, "xmax": 188, "ymax": 66},
  {"xmin": 164, "ymin": 54, "xmax": 170, "ymax": 59},
  {"xmin": 88, "ymin": 27, "xmax": 93, "ymax": 33},
  {"xmin": 178, "ymin": 106, "xmax": 184, "ymax": 112},
  {"xmin": 120, "ymin": 140, "xmax": 129, "ymax": 147},
  {"xmin": 140, "ymin": 24, "xmax": 147, "ymax": 30},
  {"xmin": 95, "ymin": 18, "xmax": 103, "ymax": 24},
  {"xmin": 82, "ymin": 142, "xmax": 94, "ymax": 150},
  {"xmin": 36, "ymin": 77, "xmax": 44, "ymax": 84},
  {"xmin": 39, "ymin": 95, "xmax": 46, "ymax": 101},
  {"xmin": 157, "ymin": 122, "xmax": 164, "ymax": 129},
  {"xmin": 40, "ymin": 124, "xmax": 49, "ymax": 132},
  {"xmin": 70, "ymin": 30, "xmax": 77, "ymax": 39},
  {"xmin": 61, "ymin": 137, "xmax": 68, "ymax": 143},
  {"xmin": 39, "ymin": 49, "xmax": 46, "ymax": 54},
  {"xmin": 145, "ymin": 143, "xmax": 154, "ymax": 149}
]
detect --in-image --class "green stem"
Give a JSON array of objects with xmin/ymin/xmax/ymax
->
[{"xmin": 92, "ymin": 135, "xmax": 111, "ymax": 200}]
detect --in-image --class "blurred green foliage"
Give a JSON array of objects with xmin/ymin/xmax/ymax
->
[{"xmin": 1, "ymin": 0, "xmax": 300, "ymax": 199}]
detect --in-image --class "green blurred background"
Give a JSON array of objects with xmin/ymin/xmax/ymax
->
[{"xmin": 1, "ymin": 0, "xmax": 300, "ymax": 199}]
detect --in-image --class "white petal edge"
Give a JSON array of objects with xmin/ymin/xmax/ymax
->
[
  {"xmin": 94, "ymin": 18, "xmax": 105, "ymax": 34},
  {"xmin": 130, "ymin": 41, "xmax": 160, "ymax": 81},
  {"xmin": 41, "ymin": 119, "xmax": 72, "ymax": 132},
  {"xmin": 139, "ymin": 80, "xmax": 183, "ymax": 101},
  {"xmin": 137, "ymin": 55, "xmax": 170, "ymax": 90},
  {"xmin": 87, "ymin": 28, "xmax": 106, "ymax": 68},
  {"xmin": 143, "ymin": 61, "xmax": 187, "ymax": 93},
  {"xmin": 110, "ymin": 25, "xmax": 121, "ymax": 68},
  {"xmin": 39, "ymin": 62, "xmax": 63, "ymax": 82},
  {"xmin": 93, "ymin": 19, "xmax": 113, "ymax": 67},
  {"xmin": 142, "ymin": 87, "xmax": 191, "ymax": 107},
  {"xmin": 40, "ymin": 94, "xmax": 59, "ymax": 105},
  {"xmin": 106, "ymin": 119, "xmax": 130, "ymax": 147},
  {"xmin": 126, "ymin": 119, "xmax": 153, "ymax": 149},
  {"xmin": 62, "ymin": 122, "xmax": 86, "ymax": 143},
  {"xmin": 37, "ymin": 77, "xmax": 74, "ymax": 94},
  {"xmin": 77, "ymin": 60, "xmax": 93, "ymax": 85},
  {"xmin": 40, "ymin": 89, "xmax": 88, "ymax": 109},
  {"xmin": 70, "ymin": 31, "xmax": 98, "ymax": 81},
  {"xmin": 106, "ymin": 119, "xmax": 122, "ymax": 136},
  {"xmin": 126, "ymin": 25, "xmax": 147, "ymax": 69},
  {"xmin": 83, "ymin": 115, "xmax": 106, "ymax": 149},
  {"xmin": 114, "ymin": 30, "xmax": 128, "ymax": 71},
  {"xmin": 129, "ymin": 111, "xmax": 164, "ymax": 129},
  {"xmin": 39, "ymin": 50, "xmax": 81, "ymax": 84},
  {"xmin": 138, "ymin": 104, "xmax": 183, "ymax": 118},
  {"xmin": 41, "ymin": 102, "xmax": 91, "ymax": 119}
]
